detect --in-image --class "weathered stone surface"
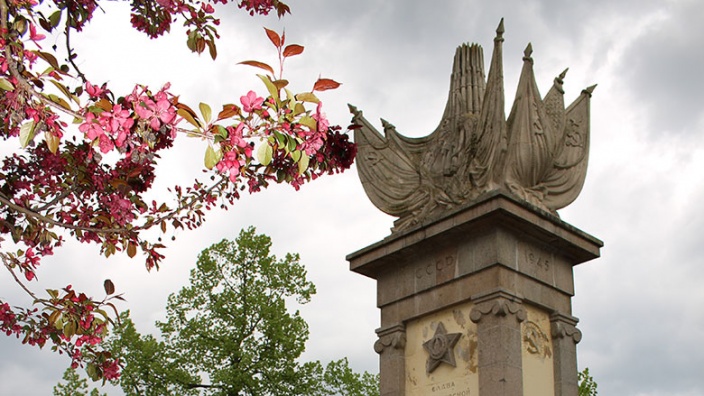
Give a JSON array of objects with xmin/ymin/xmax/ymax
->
[
  {"xmin": 351, "ymin": 19, "xmax": 595, "ymax": 233},
  {"xmin": 348, "ymin": 193, "xmax": 601, "ymax": 395}
]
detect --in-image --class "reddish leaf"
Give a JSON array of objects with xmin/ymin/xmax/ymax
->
[
  {"xmin": 276, "ymin": 2, "xmax": 291, "ymax": 17},
  {"xmin": 238, "ymin": 60, "xmax": 275, "ymax": 76},
  {"xmin": 313, "ymin": 78, "xmax": 342, "ymax": 92},
  {"xmin": 217, "ymin": 104, "xmax": 241, "ymax": 121},
  {"xmin": 127, "ymin": 242, "xmax": 137, "ymax": 258},
  {"xmin": 283, "ymin": 44, "xmax": 304, "ymax": 58},
  {"xmin": 207, "ymin": 40, "xmax": 217, "ymax": 60},
  {"xmin": 264, "ymin": 27, "xmax": 281, "ymax": 48},
  {"xmin": 273, "ymin": 79, "xmax": 289, "ymax": 90},
  {"xmin": 104, "ymin": 279, "xmax": 115, "ymax": 295}
]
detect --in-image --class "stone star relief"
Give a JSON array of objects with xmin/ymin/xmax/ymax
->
[{"xmin": 423, "ymin": 322, "xmax": 463, "ymax": 373}]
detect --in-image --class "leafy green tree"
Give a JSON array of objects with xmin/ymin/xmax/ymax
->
[
  {"xmin": 107, "ymin": 227, "xmax": 378, "ymax": 395},
  {"xmin": 53, "ymin": 367, "xmax": 106, "ymax": 396},
  {"xmin": 578, "ymin": 367, "xmax": 598, "ymax": 396}
]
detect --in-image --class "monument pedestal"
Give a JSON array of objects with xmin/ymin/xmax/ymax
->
[{"xmin": 348, "ymin": 193, "xmax": 602, "ymax": 396}]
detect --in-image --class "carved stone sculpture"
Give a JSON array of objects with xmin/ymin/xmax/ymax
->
[{"xmin": 350, "ymin": 19, "xmax": 595, "ymax": 232}]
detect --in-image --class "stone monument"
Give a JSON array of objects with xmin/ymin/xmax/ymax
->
[{"xmin": 347, "ymin": 20, "xmax": 602, "ymax": 396}]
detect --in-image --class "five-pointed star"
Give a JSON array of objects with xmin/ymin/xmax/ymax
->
[{"xmin": 423, "ymin": 321, "xmax": 462, "ymax": 373}]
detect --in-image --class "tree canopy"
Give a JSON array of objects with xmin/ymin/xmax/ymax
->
[{"xmin": 106, "ymin": 227, "xmax": 378, "ymax": 395}]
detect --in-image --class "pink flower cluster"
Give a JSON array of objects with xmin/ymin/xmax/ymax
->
[
  {"xmin": 216, "ymin": 123, "xmax": 253, "ymax": 182},
  {"xmin": 299, "ymin": 102, "xmax": 328, "ymax": 155},
  {"xmin": 238, "ymin": 0, "xmax": 276, "ymax": 15},
  {"xmin": 0, "ymin": 303, "xmax": 21, "ymax": 336},
  {"xmin": 79, "ymin": 83, "xmax": 178, "ymax": 155}
]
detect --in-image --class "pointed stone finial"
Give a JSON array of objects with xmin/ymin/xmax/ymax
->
[
  {"xmin": 522, "ymin": 43, "xmax": 533, "ymax": 63},
  {"xmin": 553, "ymin": 68, "xmax": 568, "ymax": 93},
  {"xmin": 495, "ymin": 18, "xmax": 505, "ymax": 40},
  {"xmin": 381, "ymin": 118, "xmax": 396, "ymax": 131},
  {"xmin": 583, "ymin": 84, "xmax": 597, "ymax": 96}
]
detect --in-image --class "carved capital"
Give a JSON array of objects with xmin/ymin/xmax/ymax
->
[
  {"xmin": 374, "ymin": 324, "xmax": 406, "ymax": 354},
  {"xmin": 550, "ymin": 313, "xmax": 582, "ymax": 344},
  {"xmin": 470, "ymin": 290, "xmax": 526, "ymax": 324}
]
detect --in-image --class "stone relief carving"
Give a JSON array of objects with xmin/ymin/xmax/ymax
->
[
  {"xmin": 469, "ymin": 298, "xmax": 527, "ymax": 324},
  {"xmin": 551, "ymin": 320, "xmax": 582, "ymax": 344},
  {"xmin": 374, "ymin": 330, "xmax": 406, "ymax": 354},
  {"xmin": 523, "ymin": 320, "xmax": 552, "ymax": 358},
  {"xmin": 423, "ymin": 322, "xmax": 463, "ymax": 374},
  {"xmin": 351, "ymin": 19, "xmax": 595, "ymax": 232}
]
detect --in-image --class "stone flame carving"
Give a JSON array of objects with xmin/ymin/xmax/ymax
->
[{"xmin": 350, "ymin": 19, "xmax": 595, "ymax": 232}]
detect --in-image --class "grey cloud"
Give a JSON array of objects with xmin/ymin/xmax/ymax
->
[{"xmin": 619, "ymin": 0, "xmax": 704, "ymax": 136}]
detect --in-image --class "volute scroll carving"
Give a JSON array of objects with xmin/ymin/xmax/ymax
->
[
  {"xmin": 550, "ymin": 313, "xmax": 582, "ymax": 344},
  {"xmin": 470, "ymin": 298, "xmax": 526, "ymax": 324},
  {"xmin": 551, "ymin": 321, "xmax": 582, "ymax": 344},
  {"xmin": 374, "ymin": 327, "xmax": 406, "ymax": 354},
  {"xmin": 351, "ymin": 19, "xmax": 595, "ymax": 233}
]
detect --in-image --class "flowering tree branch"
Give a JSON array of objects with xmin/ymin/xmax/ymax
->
[{"xmin": 0, "ymin": 0, "xmax": 355, "ymax": 382}]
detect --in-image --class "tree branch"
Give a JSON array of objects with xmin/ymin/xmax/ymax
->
[{"xmin": 0, "ymin": 192, "xmax": 130, "ymax": 234}]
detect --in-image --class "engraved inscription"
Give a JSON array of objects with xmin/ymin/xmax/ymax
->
[
  {"xmin": 429, "ymin": 381, "xmax": 471, "ymax": 396},
  {"xmin": 526, "ymin": 249, "xmax": 549, "ymax": 272},
  {"xmin": 415, "ymin": 255, "xmax": 457, "ymax": 279}
]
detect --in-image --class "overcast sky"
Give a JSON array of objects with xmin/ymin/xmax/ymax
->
[{"xmin": 2, "ymin": 0, "xmax": 704, "ymax": 395}]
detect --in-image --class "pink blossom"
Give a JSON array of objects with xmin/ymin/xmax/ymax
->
[
  {"xmin": 79, "ymin": 112, "xmax": 103, "ymax": 141},
  {"xmin": 85, "ymin": 82, "xmax": 105, "ymax": 98},
  {"xmin": 240, "ymin": 91, "xmax": 264, "ymax": 113},
  {"xmin": 28, "ymin": 23, "xmax": 45, "ymax": 47},
  {"xmin": 133, "ymin": 88, "xmax": 177, "ymax": 131},
  {"xmin": 312, "ymin": 101, "xmax": 329, "ymax": 132},
  {"xmin": 216, "ymin": 151, "xmax": 246, "ymax": 182}
]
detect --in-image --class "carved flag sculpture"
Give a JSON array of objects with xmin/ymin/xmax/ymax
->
[{"xmin": 350, "ymin": 19, "xmax": 595, "ymax": 232}]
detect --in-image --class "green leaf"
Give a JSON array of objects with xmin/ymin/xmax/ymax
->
[
  {"xmin": 0, "ymin": 77, "xmax": 14, "ymax": 91},
  {"xmin": 287, "ymin": 136, "xmax": 297, "ymax": 152},
  {"xmin": 257, "ymin": 74, "xmax": 280, "ymax": 105},
  {"xmin": 216, "ymin": 125, "xmax": 228, "ymax": 138},
  {"xmin": 299, "ymin": 116, "xmax": 317, "ymax": 131},
  {"xmin": 293, "ymin": 102, "xmax": 306, "ymax": 116},
  {"xmin": 204, "ymin": 145, "xmax": 222, "ymax": 170},
  {"xmin": 46, "ymin": 94, "xmax": 72, "ymax": 111},
  {"xmin": 257, "ymin": 142, "xmax": 273, "ymax": 165},
  {"xmin": 298, "ymin": 152, "xmax": 310, "ymax": 174},
  {"xmin": 199, "ymin": 102, "xmax": 212, "ymax": 124},
  {"xmin": 49, "ymin": 10, "xmax": 62, "ymax": 28},
  {"xmin": 49, "ymin": 80, "xmax": 78, "ymax": 104},
  {"xmin": 295, "ymin": 92, "xmax": 319, "ymax": 104},
  {"xmin": 291, "ymin": 150, "xmax": 301, "ymax": 162},
  {"xmin": 19, "ymin": 121, "xmax": 36, "ymax": 148}
]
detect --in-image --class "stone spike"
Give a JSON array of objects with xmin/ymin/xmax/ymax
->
[
  {"xmin": 583, "ymin": 84, "xmax": 597, "ymax": 96},
  {"xmin": 496, "ymin": 18, "xmax": 505, "ymax": 37},
  {"xmin": 380, "ymin": 118, "xmax": 395, "ymax": 130},
  {"xmin": 559, "ymin": 67, "xmax": 569, "ymax": 79},
  {"xmin": 523, "ymin": 43, "xmax": 533, "ymax": 58}
]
